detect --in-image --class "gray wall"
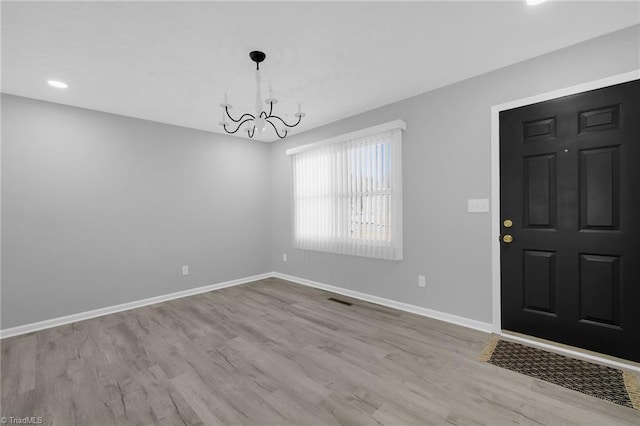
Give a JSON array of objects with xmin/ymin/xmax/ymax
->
[
  {"xmin": 2, "ymin": 25, "xmax": 638, "ymax": 330},
  {"xmin": 270, "ymin": 25, "xmax": 640, "ymax": 324},
  {"xmin": 1, "ymin": 95, "xmax": 271, "ymax": 328}
]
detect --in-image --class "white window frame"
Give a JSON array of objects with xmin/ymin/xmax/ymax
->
[{"xmin": 287, "ymin": 120, "xmax": 405, "ymax": 260}]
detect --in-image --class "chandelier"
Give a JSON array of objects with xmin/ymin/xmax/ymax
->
[{"xmin": 219, "ymin": 51, "xmax": 305, "ymax": 139}]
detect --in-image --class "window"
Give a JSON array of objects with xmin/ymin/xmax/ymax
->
[{"xmin": 287, "ymin": 120, "xmax": 404, "ymax": 260}]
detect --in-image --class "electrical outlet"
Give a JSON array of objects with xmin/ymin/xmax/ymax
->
[
  {"xmin": 418, "ymin": 275, "xmax": 426, "ymax": 288},
  {"xmin": 282, "ymin": 253, "xmax": 288, "ymax": 262},
  {"xmin": 182, "ymin": 265, "xmax": 189, "ymax": 276}
]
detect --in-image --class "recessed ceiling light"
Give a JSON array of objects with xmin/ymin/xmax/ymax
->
[
  {"xmin": 47, "ymin": 80, "xmax": 68, "ymax": 89},
  {"xmin": 527, "ymin": 0, "xmax": 547, "ymax": 5}
]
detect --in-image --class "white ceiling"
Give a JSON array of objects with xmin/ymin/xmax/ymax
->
[{"xmin": 2, "ymin": 1, "xmax": 639, "ymax": 142}]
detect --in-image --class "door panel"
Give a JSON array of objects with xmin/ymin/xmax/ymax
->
[
  {"xmin": 579, "ymin": 254, "xmax": 620, "ymax": 328},
  {"xmin": 579, "ymin": 147, "xmax": 619, "ymax": 229},
  {"xmin": 579, "ymin": 105, "xmax": 619, "ymax": 133},
  {"xmin": 523, "ymin": 250, "xmax": 557, "ymax": 315},
  {"xmin": 500, "ymin": 79, "xmax": 640, "ymax": 362},
  {"xmin": 524, "ymin": 154, "xmax": 556, "ymax": 228}
]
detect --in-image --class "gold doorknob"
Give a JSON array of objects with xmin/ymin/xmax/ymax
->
[
  {"xmin": 503, "ymin": 219, "xmax": 513, "ymax": 228},
  {"xmin": 502, "ymin": 234, "xmax": 513, "ymax": 243}
]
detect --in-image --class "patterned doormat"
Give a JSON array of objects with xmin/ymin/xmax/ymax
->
[{"xmin": 480, "ymin": 337, "xmax": 640, "ymax": 410}]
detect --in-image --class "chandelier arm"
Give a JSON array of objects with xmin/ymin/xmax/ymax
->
[
  {"xmin": 225, "ymin": 106, "xmax": 255, "ymax": 123},
  {"xmin": 220, "ymin": 51, "xmax": 302, "ymax": 139},
  {"xmin": 223, "ymin": 118, "xmax": 254, "ymax": 135},
  {"xmin": 267, "ymin": 119, "xmax": 288, "ymax": 139},
  {"xmin": 268, "ymin": 113, "xmax": 302, "ymax": 129}
]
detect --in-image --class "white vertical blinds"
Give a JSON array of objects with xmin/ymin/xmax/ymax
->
[{"xmin": 289, "ymin": 122, "xmax": 404, "ymax": 260}]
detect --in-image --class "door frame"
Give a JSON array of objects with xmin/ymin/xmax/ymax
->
[{"xmin": 490, "ymin": 69, "xmax": 640, "ymax": 368}]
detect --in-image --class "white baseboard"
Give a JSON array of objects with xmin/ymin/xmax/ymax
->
[
  {"xmin": 5, "ymin": 270, "xmax": 637, "ymax": 373},
  {"xmin": 0, "ymin": 272, "xmax": 272, "ymax": 339},
  {"xmin": 1, "ymin": 270, "xmax": 493, "ymax": 340},
  {"xmin": 274, "ymin": 272, "xmax": 640, "ymax": 372},
  {"xmin": 271, "ymin": 272, "xmax": 494, "ymax": 333}
]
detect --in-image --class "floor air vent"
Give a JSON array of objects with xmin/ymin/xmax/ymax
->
[{"xmin": 328, "ymin": 297, "xmax": 353, "ymax": 306}]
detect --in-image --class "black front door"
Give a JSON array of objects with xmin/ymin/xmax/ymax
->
[{"xmin": 500, "ymin": 79, "xmax": 640, "ymax": 362}]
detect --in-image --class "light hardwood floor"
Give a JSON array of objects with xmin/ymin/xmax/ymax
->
[{"xmin": 2, "ymin": 278, "xmax": 639, "ymax": 425}]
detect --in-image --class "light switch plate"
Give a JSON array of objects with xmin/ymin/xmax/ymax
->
[{"xmin": 467, "ymin": 198, "xmax": 490, "ymax": 213}]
